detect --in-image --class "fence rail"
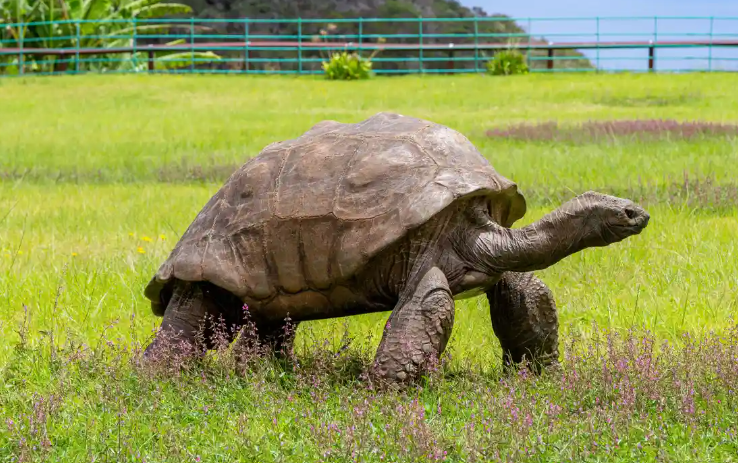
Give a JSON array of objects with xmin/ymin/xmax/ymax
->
[{"xmin": 2, "ymin": 16, "xmax": 738, "ymax": 76}]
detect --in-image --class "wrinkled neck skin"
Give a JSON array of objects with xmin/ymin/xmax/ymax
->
[
  {"xmin": 476, "ymin": 209, "xmax": 592, "ymax": 272},
  {"xmin": 444, "ymin": 196, "xmax": 606, "ymax": 298}
]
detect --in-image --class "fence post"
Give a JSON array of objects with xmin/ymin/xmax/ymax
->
[
  {"xmin": 190, "ymin": 17, "xmax": 195, "ymax": 72},
  {"xmin": 358, "ymin": 17, "xmax": 363, "ymax": 65},
  {"xmin": 358, "ymin": 17, "xmax": 363, "ymax": 49},
  {"xmin": 243, "ymin": 20, "xmax": 250, "ymax": 73},
  {"xmin": 526, "ymin": 17, "xmax": 532, "ymax": 71},
  {"xmin": 708, "ymin": 16, "xmax": 714, "ymax": 71},
  {"xmin": 547, "ymin": 46, "xmax": 554, "ymax": 71},
  {"xmin": 148, "ymin": 47, "xmax": 154, "ymax": 73},
  {"xmin": 473, "ymin": 17, "xmax": 479, "ymax": 73},
  {"xmin": 418, "ymin": 18, "xmax": 424, "ymax": 74},
  {"xmin": 75, "ymin": 21, "xmax": 81, "ymax": 74},
  {"xmin": 18, "ymin": 22, "xmax": 24, "ymax": 75},
  {"xmin": 650, "ymin": 16, "xmax": 658, "ymax": 72},
  {"xmin": 595, "ymin": 17, "xmax": 600, "ymax": 72},
  {"xmin": 133, "ymin": 17, "xmax": 138, "ymax": 72},
  {"xmin": 298, "ymin": 18, "xmax": 303, "ymax": 74}
]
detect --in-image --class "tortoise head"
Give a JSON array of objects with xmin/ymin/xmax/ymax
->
[{"xmin": 560, "ymin": 191, "xmax": 650, "ymax": 247}]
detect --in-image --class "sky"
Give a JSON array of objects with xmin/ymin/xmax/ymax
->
[{"xmin": 460, "ymin": 0, "xmax": 738, "ymax": 71}]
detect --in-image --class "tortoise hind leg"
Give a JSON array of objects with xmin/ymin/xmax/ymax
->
[
  {"xmin": 256, "ymin": 318, "xmax": 300, "ymax": 358},
  {"xmin": 487, "ymin": 272, "xmax": 560, "ymax": 373},
  {"xmin": 143, "ymin": 280, "xmax": 244, "ymax": 360},
  {"xmin": 232, "ymin": 317, "xmax": 301, "ymax": 360}
]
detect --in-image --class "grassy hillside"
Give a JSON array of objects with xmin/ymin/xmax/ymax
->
[{"xmin": 1, "ymin": 73, "xmax": 737, "ymax": 462}]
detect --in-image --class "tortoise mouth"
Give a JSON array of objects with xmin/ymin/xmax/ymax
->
[
  {"xmin": 609, "ymin": 219, "xmax": 649, "ymax": 236},
  {"xmin": 605, "ymin": 210, "xmax": 650, "ymax": 241},
  {"xmin": 611, "ymin": 207, "xmax": 650, "ymax": 232}
]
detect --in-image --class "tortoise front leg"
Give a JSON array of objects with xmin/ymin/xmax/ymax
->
[
  {"xmin": 370, "ymin": 267, "xmax": 455, "ymax": 383},
  {"xmin": 487, "ymin": 272, "xmax": 560, "ymax": 373}
]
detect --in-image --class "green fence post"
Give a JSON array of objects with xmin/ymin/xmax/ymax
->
[
  {"xmin": 18, "ymin": 22, "xmax": 24, "ymax": 75},
  {"xmin": 243, "ymin": 20, "xmax": 250, "ymax": 73},
  {"xmin": 358, "ymin": 17, "xmax": 363, "ymax": 53},
  {"xmin": 708, "ymin": 16, "xmax": 714, "ymax": 71},
  {"xmin": 75, "ymin": 20, "xmax": 81, "ymax": 74},
  {"xmin": 418, "ymin": 17, "xmax": 424, "ymax": 74},
  {"xmin": 190, "ymin": 17, "xmax": 195, "ymax": 72},
  {"xmin": 526, "ymin": 17, "xmax": 531, "ymax": 72},
  {"xmin": 298, "ymin": 18, "xmax": 303, "ymax": 74},
  {"xmin": 473, "ymin": 17, "xmax": 479, "ymax": 73},
  {"xmin": 133, "ymin": 17, "xmax": 138, "ymax": 73},
  {"xmin": 595, "ymin": 17, "xmax": 600, "ymax": 72}
]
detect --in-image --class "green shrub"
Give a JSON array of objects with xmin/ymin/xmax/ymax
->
[
  {"xmin": 486, "ymin": 49, "xmax": 529, "ymax": 76},
  {"xmin": 322, "ymin": 52, "xmax": 373, "ymax": 80}
]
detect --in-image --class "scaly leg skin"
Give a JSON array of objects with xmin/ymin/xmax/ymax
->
[
  {"xmin": 487, "ymin": 272, "xmax": 560, "ymax": 374},
  {"xmin": 370, "ymin": 267, "xmax": 455, "ymax": 384},
  {"xmin": 143, "ymin": 280, "xmax": 243, "ymax": 362}
]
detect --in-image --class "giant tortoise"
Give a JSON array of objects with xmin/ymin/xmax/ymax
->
[{"xmin": 143, "ymin": 112, "xmax": 650, "ymax": 382}]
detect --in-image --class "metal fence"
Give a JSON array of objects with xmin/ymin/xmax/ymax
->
[{"xmin": 2, "ymin": 16, "xmax": 738, "ymax": 76}]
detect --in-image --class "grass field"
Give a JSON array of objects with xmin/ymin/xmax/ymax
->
[{"xmin": 1, "ymin": 73, "xmax": 738, "ymax": 462}]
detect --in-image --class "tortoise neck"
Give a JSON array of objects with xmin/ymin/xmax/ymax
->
[{"xmin": 480, "ymin": 207, "xmax": 591, "ymax": 273}]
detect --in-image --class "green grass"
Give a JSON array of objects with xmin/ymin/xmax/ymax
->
[
  {"xmin": 1, "ymin": 73, "xmax": 738, "ymax": 462},
  {"xmin": 2, "ymin": 73, "xmax": 738, "ymax": 189}
]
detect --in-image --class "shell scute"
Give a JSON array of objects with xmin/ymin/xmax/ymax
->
[
  {"xmin": 335, "ymin": 137, "xmax": 437, "ymax": 220},
  {"xmin": 275, "ymin": 137, "xmax": 360, "ymax": 219}
]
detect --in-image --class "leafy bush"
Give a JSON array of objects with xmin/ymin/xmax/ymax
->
[
  {"xmin": 0, "ymin": 0, "xmax": 207, "ymax": 74},
  {"xmin": 487, "ymin": 49, "xmax": 529, "ymax": 76},
  {"xmin": 322, "ymin": 52, "xmax": 373, "ymax": 80}
]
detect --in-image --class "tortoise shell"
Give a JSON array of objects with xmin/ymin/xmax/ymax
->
[{"xmin": 144, "ymin": 112, "xmax": 526, "ymax": 313}]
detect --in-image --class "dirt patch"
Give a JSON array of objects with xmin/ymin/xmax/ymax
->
[{"xmin": 486, "ymin": 119, "xmax": 738, "ymax": 143}]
